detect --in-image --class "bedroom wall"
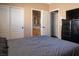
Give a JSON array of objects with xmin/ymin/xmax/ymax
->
[
  {"xmin": 0, "ymin": 3, "xmax": 49, "ymax": 38},
  {"xmin": 1, "ymin": 3, "xmax": 78, "ymax": 39},
  {"xmin": 49, "ymin": 3, "xmax": 79, "ymax": 39}
]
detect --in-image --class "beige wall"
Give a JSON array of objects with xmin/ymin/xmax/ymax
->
[
  {"xmin": 49, "ymin": 3, "xmax": 79, "ymax": 18},
  {"xmin": 49, "ymin": 3, "xmax": 79, "ymax": 38},
  {"xmin": 1, "ymin": 3, "xmax": 79, "ymax": 38},
  {"xmin": 0, "ymin": 3, "xmax": 49, "ymax": 37}
]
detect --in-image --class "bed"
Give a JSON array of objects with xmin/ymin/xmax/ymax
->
[{"xmin": 8, "ymin": 36, "xmax": 79, "ymax": 56}]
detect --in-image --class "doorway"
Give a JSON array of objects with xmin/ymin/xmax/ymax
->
[
  {"xmin": 51, "ymin": 10, "xmax": 58, "ymax": 37},
  {"xmin": 32, "ymin": 10, "xmax": 41, "ymax": 36}
]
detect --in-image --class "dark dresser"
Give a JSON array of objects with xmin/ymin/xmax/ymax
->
[{"xmin": 0, "ymin": 37, "xmax": 8, "ymax": 56}]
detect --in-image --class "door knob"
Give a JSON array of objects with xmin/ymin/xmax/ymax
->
[{"xmin": 42, "ymin": 26, "xmax": 45, "ymax": 28}]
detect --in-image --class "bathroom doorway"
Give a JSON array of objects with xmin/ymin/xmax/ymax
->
[{"xmin": 32, "ymin": 9, "xmax": 41, "ymax": 36}]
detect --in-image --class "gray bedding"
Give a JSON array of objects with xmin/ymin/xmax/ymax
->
[{"xmin": 8, "ymin": 36, "xmax": 79, "ymax": 56}]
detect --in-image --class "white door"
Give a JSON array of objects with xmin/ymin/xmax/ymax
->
[
  {"xmin": 0, "ymin": 6, "xmax": 10, "ymax": 39},
  {"xmin": 41, "ymin": 10, "xmax": 50, "ymax": 36},
  {"xmin": 10, "ymin": 7, "xmax": 24, "ymax": 39}
]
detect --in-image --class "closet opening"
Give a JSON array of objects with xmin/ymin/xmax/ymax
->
[{"xmin": 50, "ymin": 10, "xmax": 58, "ymax": 38}]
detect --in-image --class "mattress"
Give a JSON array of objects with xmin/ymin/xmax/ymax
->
[{"xmin": 8, "ymin": 36, "xmax": 79, "ymax": 56}]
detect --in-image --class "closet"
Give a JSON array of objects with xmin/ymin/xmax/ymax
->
[
  {"xmin": 0, "ymin": 5, "xmax": 24, "ymax": 40},
  {"xmin": 50, "ymin": 10, "xmax": 58, "ymax": 37}
]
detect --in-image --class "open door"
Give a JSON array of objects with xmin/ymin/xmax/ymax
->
[{"xmin": 41, "ymin": 10, "xmax": 50, "ymax": 36}]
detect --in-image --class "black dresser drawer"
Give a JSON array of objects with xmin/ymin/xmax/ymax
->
[{"xmin": 0, "ymin": 37, "xmax": 8, "ymax": 56}]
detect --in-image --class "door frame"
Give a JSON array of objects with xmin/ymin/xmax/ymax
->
[
  {"xmin": 31, "ymin": 8, "xmax": 42, "ymax": 37},
  {"xmin": 50, "ymin": 9, "xmax": 60, "ymax": 38}
]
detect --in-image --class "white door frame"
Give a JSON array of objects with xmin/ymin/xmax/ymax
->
[
  {"xmin": 50, "ymin": 9, "xmax": 60, "ymax": 12},
  {"xmin": 50, "ymin": 9, "xmax": 60, "ymax": 38},
  {"xmin": 49, "ymin": 9, "xmax": 60, "ymax": 18},
  {"xmin": 31, "ymin": 8, "xmax": 42, "ymax": 37}
]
